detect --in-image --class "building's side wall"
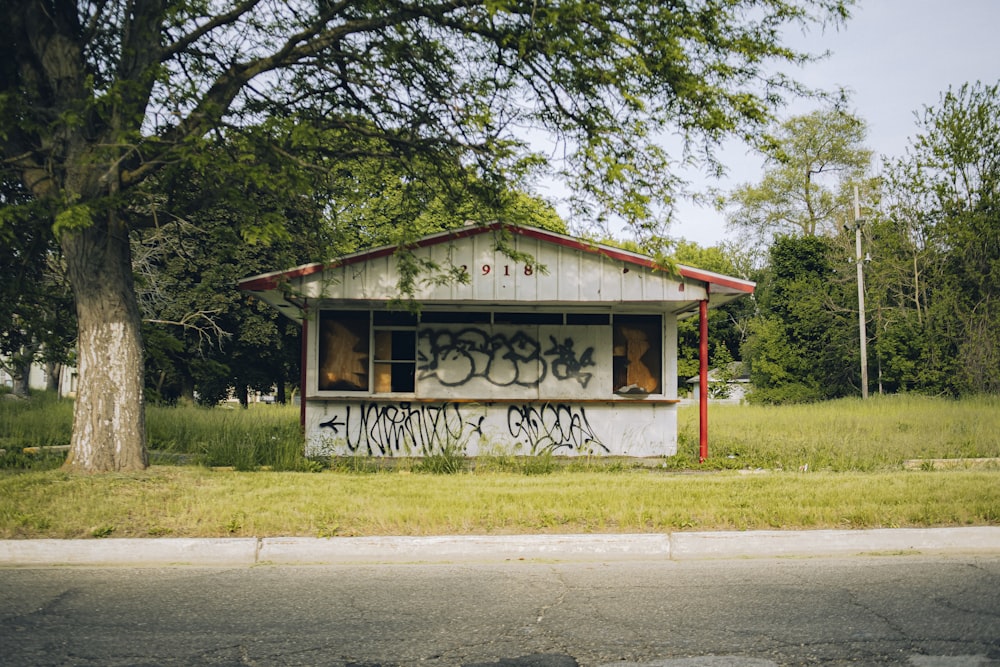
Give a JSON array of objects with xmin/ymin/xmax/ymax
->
[{"xmin": 305, "ymin": 399, "xmax": 677, "ymax": 458}]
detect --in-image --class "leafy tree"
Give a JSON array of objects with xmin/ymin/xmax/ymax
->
[
  {"xmin": 724, "ymin": 107, "xmax": 872, "ymax": 245},
  {"xmin": 871, "ymin": 81, "xmax": 1000, "ymax": 395},
  {"xmin": 0, "ymin": 180, "xmax": 75, "ymax": 397},
  {"xmin": 1, "ymin": 0, "xmax": 853, "ymax": 471},
  {"xmin": 140, "ymin": 121, "xmax": 568, "ymax": 407},
  {"xmin": 743, "ymin": 235, "xmax": 857, "ymax": 403}
]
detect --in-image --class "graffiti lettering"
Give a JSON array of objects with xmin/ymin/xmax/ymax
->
[
  {"xmin": 319, "ymin": 402, "xmax": 481, "ymax": 456},
  {"xmin": 418, "ymin": 328, "xmax": 546, "ymax": 387},
  {"xmin": 507, "ymin": 404, "xmax": 608, "ymax": 455},
  {"xmin": 544, "ymin": 336, "xmax": 595, "ymax": 387},
  {"xmin": 418, "ymin": 327, "xmax": 597, "ymax": 388}
]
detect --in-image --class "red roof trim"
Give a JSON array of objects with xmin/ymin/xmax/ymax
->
[
  {"xmin": 237, "ymin": 223, "xmax": 754, "ymax": 294},
  {"xmin": 677, "ymin": 266, "xmax": 755, "ymax": 293}
]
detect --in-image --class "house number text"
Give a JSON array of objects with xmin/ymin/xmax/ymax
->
[{"xmin": 461, "ymin": 264, "xmax": 534, "ymax": 276}]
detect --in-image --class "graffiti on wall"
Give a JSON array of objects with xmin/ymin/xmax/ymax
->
[
  {"xmin": 507, "ymin": 403, "xmax": 608, "ymax": 454},
  {"xmin": 319, "ymin": 402, "xmax": 483, "ymax": 456},
  {"xmin": 317, "ymin": 401, "xmax": 608, "ymax": 456},
  {"xmin": 417, "ymin": 328, "xmax": 596, "ymax": 388},
  {"xmin": 544, "ymin": 336, "xmax": 595, "ymax": 388}
]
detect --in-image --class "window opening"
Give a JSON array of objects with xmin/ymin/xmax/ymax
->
[
  {"xmin": 318, "ymin": 311, "xmax": 370, "ymax": 391},
  {"xmin": 420, "ymin": 311, "xmax": 491, "ymax": 324},
  {"xmin": 612, "ymin": 314, "xmax": 662, "ymax": 394},
  {"xmin": 493, "ymin": 312, "xmax": 563, "ymax": 325},
  {"xmin": 373, "ymin": 327, "xmax": 416, "ymax": 393},
  {"xmin": 373, "ymin": 311, "xmax": 418, "ymax": 326},
  {"xmin": 567, "ymin": 313, "xmax": 610, "ymax": 325}
]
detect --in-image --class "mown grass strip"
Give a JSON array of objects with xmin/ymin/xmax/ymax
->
[{"xmin": 1, "ymin": 467, "xmax": 996, "ymax": 539}]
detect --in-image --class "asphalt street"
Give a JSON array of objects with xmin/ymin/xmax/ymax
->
[{"xmin": 2, "ymin": 554, "xmax": 999, "ymax": 666}]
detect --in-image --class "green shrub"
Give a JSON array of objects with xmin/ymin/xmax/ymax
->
[
  {"xmin": 747, "ymin": 382, "xmax": 823, "ymax": 405},
  {"xmin": 415, "ymin": 441, "xmax": 467, "ymax": 474}
]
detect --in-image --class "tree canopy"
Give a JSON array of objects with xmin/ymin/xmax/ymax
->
[
  {"xmin": 724, "ymin": 107, "xmax": 872, "ymax": 245},
  {"xmin": 870, "ymin": 81, "xmax": 1000, "ymax": 395}
]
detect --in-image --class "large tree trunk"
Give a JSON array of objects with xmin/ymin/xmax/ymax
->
[
  {"xmin": 276, "ymin": 381, "xmax": 286, "ymax": 405},
  {"xmin": 61, "ymin": 215, "xmax": 148, "ymax": 472},
  {"xmin": 46, "ymin": 362, "xmax": 61, "ymax": 394},
  {"xmin": 9, "ymin": 350, "xmax": 32, "ymax": 398}
]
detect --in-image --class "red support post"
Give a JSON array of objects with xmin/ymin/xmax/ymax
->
[
  {"xmin": 699, "ymin": 298, "xmax": 709, "ymax": 463},
  {"xmin": 299, "ymin": 312, "xmax": 308, "ymax": 431}
]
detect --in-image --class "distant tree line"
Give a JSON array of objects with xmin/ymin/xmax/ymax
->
[{"xmin": 708, "ymin": 81, "xmax": 1000, "ymax": 402}]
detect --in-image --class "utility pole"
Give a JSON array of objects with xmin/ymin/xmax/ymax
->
[{"xmin": 853, "ymin": 185, "xmax": 869, "ymax": 399}]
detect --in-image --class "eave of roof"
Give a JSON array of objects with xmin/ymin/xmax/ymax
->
[{"xmin": 237, "ymin": 222, "xmax": 755, "ymax": 295}]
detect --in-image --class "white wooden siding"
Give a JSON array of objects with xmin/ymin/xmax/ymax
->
[
  {"xmin": 305, "ymin": 399, "xmax": 678, "ymax": 458},
  {"xmin": 294, "ymin": 232, "xmax": 706, "ymax": 304}
]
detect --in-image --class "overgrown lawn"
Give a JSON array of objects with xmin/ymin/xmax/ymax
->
[{"xmin": 1, "ymin": 393, "xmax": 998, "ymax": 538}]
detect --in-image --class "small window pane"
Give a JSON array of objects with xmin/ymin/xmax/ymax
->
[
  {"xmin": 493, "ymin": 312, "xmax": 563, "ymax": 325},
  {"xmin": 374, "ymin": 311, "xmax": 418, "ymax": 326},
  {"xmin": 391, "ymin": 363, "xmax": 415, "ymax": 392},
  {"xmin": 392, "ymin": 330, "xmax": 416, "ymax": 361},
  {"xmin": 612, "ymin": 314, "xmax": 661, "ymax": 394},
  {"xmin": 567, "ymin": 313, "xmax": 610, "ymax": 325},
  {"xmin": 318, "ymin": 311, "xmax": 370, "ymax": 391},
  {"xmin": 421, "ymin": 311, "xmax": 491, "ymax": 323}
]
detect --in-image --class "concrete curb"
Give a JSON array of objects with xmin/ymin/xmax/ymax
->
[
  {"xmin": 668, "ymin": 527, "xmax": 1000, "ymax": 560},
  {"xmin": 0, "ymin": 538, "xmax": 259, "ymax": 567},
  {"xmin": 258, "ymin": 534, "xmax": 671, "ymax": 564},
  {"xmin": 1, "ymin": 528, "xmax": 999, "ymax": 567}
]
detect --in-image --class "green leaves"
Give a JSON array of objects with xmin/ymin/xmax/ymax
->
[
  {"xmin": 872, "ymin": 80, "xmax": 1000, "ymax": 395},
  {"xmin": 53, "ymin": 204, "xmax": 94, "ymax": 237},
  {"xmin": 724, "ymin": 107, "xmax": 872, "ymax": 244}
]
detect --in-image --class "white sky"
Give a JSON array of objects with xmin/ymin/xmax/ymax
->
[{"xmin": 555, "ymin": 0, "xmax": 1000, "ymax": 248}]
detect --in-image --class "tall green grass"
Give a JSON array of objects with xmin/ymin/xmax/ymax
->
[
  {"xmin": 677, "ymin": 394, "xmax": 1000, "ymax": 471},
  {"xmin": 0, "ymin": 393, "xmax": 308, "ymax": 471},
  {"xmin": 0, "ymin": 392, "xmax": 74, "ymax": 450},
  {"xmin": 146, "ymin": 403, "xmax": 308, "ymax": 471},
  {"xmin": 2, "ymin": 392, "xmax": 999, "ymax": 472},
  {"xmin": 3, "ymin": 393, "xmax": 999, "ymax": 537}
]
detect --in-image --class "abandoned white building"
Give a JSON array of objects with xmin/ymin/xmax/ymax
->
[{"xmin": 238, "ymin": 223, "xmax": 754, "ymax": 459}]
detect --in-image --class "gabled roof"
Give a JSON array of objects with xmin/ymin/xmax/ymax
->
[{"xmin": 238, "ymin": 223, "xmax": 754, "ymax": 317}]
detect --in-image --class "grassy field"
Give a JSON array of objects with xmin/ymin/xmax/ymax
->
[{"xmin": 1, "ymin": 393, "xmax": 998, "ymax": 539}]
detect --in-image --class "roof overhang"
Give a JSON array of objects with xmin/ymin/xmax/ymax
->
[{"xmin": 238, "ymin": 223, "xmax": 754, "ymax": 320}]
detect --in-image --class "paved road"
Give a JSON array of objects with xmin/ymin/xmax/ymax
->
[{"xmin": 3, "ymin": 555, "xmax": 999, "ymax": 666}]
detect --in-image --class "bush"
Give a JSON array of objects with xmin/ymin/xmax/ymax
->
[
  {"xmin": 415, "ymin": 442, "xmax": 467, "ymax": 474},
  {"xmin": 747, "ymin": 382, "xmax": 823, "ymax": 405}
]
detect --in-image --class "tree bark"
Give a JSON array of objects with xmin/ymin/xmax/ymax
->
[
  {"xmin": 61, "ymin": 214, "xmax": 148, "ymax": 472},
  {"xmin": 276, "ymin": 381, "xmax": 286, "ymax": 404},
  {"xmin": 10, "ymin": 352, "xmax": 31, "ymax": 398},
  {"xmin": 46, "ymin": 362, "xmax": 61, "ymax": 394}
]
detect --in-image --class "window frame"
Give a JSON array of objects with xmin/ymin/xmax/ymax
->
[{"xmin": 312, "ymin": 308, "xmax": 664, "ymax": 399}]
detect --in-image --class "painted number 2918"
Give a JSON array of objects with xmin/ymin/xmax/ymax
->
[{"xmin": 461, "ymin": 264, "xmax": 534, "ymax": 276}]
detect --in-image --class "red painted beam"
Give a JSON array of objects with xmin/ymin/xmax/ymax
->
[
  {"xmin": 300, "ymin": 312, "xmax": 308, "ymax": 431},
  {"xmin": 699, "ymin": 298, "xmax": 709, "ymax": 463}
]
